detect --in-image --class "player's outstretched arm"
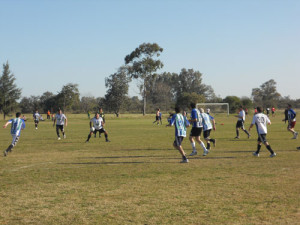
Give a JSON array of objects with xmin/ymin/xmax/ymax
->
[{"xmin": 3, "ymin": 122, "xmax": 10, "ymax": 128}]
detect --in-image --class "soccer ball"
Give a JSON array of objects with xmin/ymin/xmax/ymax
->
[{"xmin": 90, "ymin": 127, "xmax": 95, "ymax": 132}]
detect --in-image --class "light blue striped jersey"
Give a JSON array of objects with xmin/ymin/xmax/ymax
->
[
  {"xmin": 9, "ymin": 118, "xmax": 25, "ymax": 136},
  {"xmin": 170, "ymin": 113, "xmax": 190, "ymax": 137},
  {"xmin": 200, "ymin": 113, "xmax": 214, "ymax": 131}
]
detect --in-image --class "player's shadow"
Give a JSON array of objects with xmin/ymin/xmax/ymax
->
[
  {"xmin": 120, "ymin": 148, "xmax": 174, "ymax": 151},
  {"xmin": 218, "ymin": 150, "xmax": 253, "ymax": 153}
]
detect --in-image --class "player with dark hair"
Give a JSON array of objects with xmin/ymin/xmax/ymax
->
[
  {"xmin": 95, "ymin": 108, "xmax": 105, "ymax": 137},
  {"xmin": 153, "ymin": 108, "xmax": 161, "ymax": 125},
  {"xmin": 86, "ymin": 112, "xmax": 110, "ymax": 142},
  {"xmin": 53, "ymin": 109, "xmax": 67, "ymax": 140},
  {"xmin": 167, "ymin": 107, "xmax": 190, "ymax": 163},
  {"xmin": 33, "ymin": 110, "xmax": 40, "ymax": 130},
  {"xmin": 249, "ymin": 106, "xmax": 276, "ymax": 157},
  {"xmin": 284, "ymin": 104, "xmax": 298, "ymax": 139},
  {"xmin": 235, "ymin": 106, "xmax": 251, "ymax": 139},
  {"xmin": 3, "ymin": 112, "xmax": 26, "ymax": 157},
  {"xmin": 188, "ymin": 103, "xmax": 208, "ymax": 156}
]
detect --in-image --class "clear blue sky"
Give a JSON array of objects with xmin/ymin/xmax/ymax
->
[{"xmin": 1, "ymin": 0, "xmax": 299, "ymax": 99}]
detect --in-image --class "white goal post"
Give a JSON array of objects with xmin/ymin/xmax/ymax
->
[{"xmin": 196, "ymin": 103, "xmax": 229, "ymax": 116}]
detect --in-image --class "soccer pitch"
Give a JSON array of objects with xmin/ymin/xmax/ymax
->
[{"xmin": 0, "ymin": 113, "xmax": 299, "ymax": 224}]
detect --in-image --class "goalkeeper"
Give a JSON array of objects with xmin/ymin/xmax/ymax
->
[{"xmin": 86, "ymin": 113, "xmax": 110, "ymax": 143}]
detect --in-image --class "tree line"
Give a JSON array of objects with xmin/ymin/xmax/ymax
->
[{"xmin": 1, "ymin": 43, "xmax": 300, "ymax": 118}]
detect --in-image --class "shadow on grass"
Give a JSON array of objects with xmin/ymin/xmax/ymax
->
[
  {"xmin": 58, "ymin": 161, "xmax": 176, "ymax": 165},
  {"xmin": 120, "ymin": 148, "xmax": 174, "ymax": 151},
  {"xmin": 189, "ymin": 156, "xmax": 237, "ymax": 160}
]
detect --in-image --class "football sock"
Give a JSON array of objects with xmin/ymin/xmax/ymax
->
[
  {"xmin": 200, "ymin": 141, "xmax": 207, "ymax": 151},
  {"xmin": 244, "ymin": 129, "xmax": 250, "ymax": 135},
  {"xmin": 266, "ymin": 145, "xmax": 274, "ymax": 154},
  {"xmin": 256, "ymin": 144, "xmax": 261, "ymax": 153},
  {"xmin": 105, "ymin": 134, "xmax": 108, "ymax": 140},
  {"xmin": 236, "ymin": 130, "xmax": 239, "ymax": 137},
  {"xmin": 191, "ymin": 142, "xmax": 196, "ymax": 151},
  {"xmin": 182, "ymin": 155, "xmax": 187, "ymax": 160},
  {"xmin": 207, "ymin": 143, "xmax": 211, "ymax": 150},
  {"xmin": 87, "ymin": 134, "xmax": 91, "ymax": 141}
]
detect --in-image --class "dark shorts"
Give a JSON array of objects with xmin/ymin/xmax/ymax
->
[
  {"xmin": 56, "ymin": 125, "xmax": 64, "ymax": 132},
  {"xmin": 288, "ymin": 121, "xmax": 296, "ymax": 129},
  {"xmin": 203, "ymin": 129, "xmax": 211, "ymax": 139},
  {"xmin": 94, "ymin": 128, "xmax": 106, "ymax": 134},
  {"xmin": 156, "ymin": 116, "xmax": 159, "ymax": 120},
  {"xmin": 236, "ymin": 120, "xmax": 244, "ymax": 129},
  {"xmin": 173, "ymin": 136, "xmax": 184, "ymax": 147},
  {"xmin": 257, "ymin": 134, "xmax": 268, "ymax": 143},
  {"xmin": 34, "ymin": 120, "xmax": 39, "ymax": 124},
  {"xmin": 190, "ymin": 127, "xmax": 202, "ymax": 137}
]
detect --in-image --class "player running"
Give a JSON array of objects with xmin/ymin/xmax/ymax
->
[
  {"xmin": 188, "ymin": 103, "xmax": 208, "ymax": 156},
  {"xmin": 86, "ymin": 112, "xmax": 110, "ymax": 142},
  {"xmin": 167, "ymin": 107, "xmax": 190, "ymax": 163},
  {"xmin": 199, "ymin": 108, "xmax": 216, "ymax": 151},
  {"xmin": 3, "ymin": 112, "xmax": 26, "ymax": 157},
  {"xmin": 235, "ymin": 106, "xmax": 251, "ymax": 139},
  {"xmin": 33, "ymin": 110, "xmax": 40, "ymax": 130},
  {"xmin": 285, "ymin": 104, "xmax": 298, "ymax": 139},
  {"xmin": 249, "ymin": 106, "xmax": 276, "ymax": 158},
  {"xmin": 53, "ymin": 109, "xmax": 67, "ymax": 140}
]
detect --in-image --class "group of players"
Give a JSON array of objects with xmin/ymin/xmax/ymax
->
[
  {"xmin": 2, "ymin": 104, "xmax": 299, "ymax": 162},
  {"xmin": 3, "ymin": 108, "xmax": 110, "ymax": 157},
  {"xmin": 167, "ymin": 103, "xmax": 298, "ymax": 163}
]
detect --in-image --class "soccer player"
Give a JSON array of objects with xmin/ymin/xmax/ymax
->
[
  {"xmin": 153, "ymin": 108, "xmax": 160, "ymax": 125},
  {"xmin": 159, "ymin": 109, "xmax": 162, "ymax": 125},
  {"xmin": 249, "ymin": 106, "xmax": 276, "ymax": 157},
  {"xmin": 285, "ymin": 104, "xmax": 298, "ymax": 139},
  {"xmin": 167, "ymin": 107, "xmax": 190, "ymax": 163},
  {"xmin": 3, "ymin": 112, "xmax": 25, "ymax": 157},
  {"xmin": 86, "ymin": 112, "xmax": 110, "ymax": 142},
  {"xmin": 235, "ymin": 106, "xmax": 251, "ymax": 139},
  {"xmin": 271, "ymin": 107, "xmax": 275, "ymax": 117},
  {"xmin": 95, "ymin": 108, "xmax": 105, "ymax": 137},
  {"xmin": 188, "ymin": 103, "xmax": 209, "ymax": 156},
  {"xmin": 53, "ymin": 109, "xmax": 67, "ymax": 140},
  {"xmin": 199, "ymin": 108, "xmax": 216, "ymax": 151},
  {"xmin": 33, "ymin": 110, "xmax": 40, "ymax": 129}
]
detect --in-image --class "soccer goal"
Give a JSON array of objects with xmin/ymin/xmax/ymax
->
[{"xmin": 196, "ymin": 103, "xmax": 229, "ymax": 116}]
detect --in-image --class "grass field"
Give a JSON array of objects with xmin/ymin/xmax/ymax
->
[{"xmin": 0, "ymin": 113, "xmax": 299, "ymax": 225}]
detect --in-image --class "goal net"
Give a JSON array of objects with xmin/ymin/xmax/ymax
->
[{"xmin": 196, "ymin": 103, "xmax": 229, "ymax": 116}]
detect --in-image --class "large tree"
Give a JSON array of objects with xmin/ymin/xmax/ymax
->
[
  {"xmin": 105, "ymin": 67, "xmax": 130, "ymax": 117},
  {"xmin": 175, "ymin": 68, "xmax": 216, "ymax": 101},
  {"xmin": 56, "ymin": 83, "xmax": 80, "ymax": 112},
  {"xmin": 0, "ymin": 62, "xmax": 22, "ymax": 119},
  {"xmin": 125, "ymin": 43, "xmax": 164, "ymax": 115},
  {"xmin": 251, "ymin": 79, "xmax": 281, "ymax": 108}
]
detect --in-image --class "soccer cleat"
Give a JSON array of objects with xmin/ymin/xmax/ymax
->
[
  {"xmin": 180, "ymin": 159, "xmax": 189, "ymax": 163},
  {"xmin": 248, "ymin": 134, "xmax": 251, "ymax": 139},
  {"xmin": 3, "ymin": 150, "xmax": 7, "ymax": 157},
  {"xmin": 296, "ymin": 147, "xmax": 300, "ymax": 150},
  {"xmin": 58, "ymin": 137, "xmax": 61, "ymax": 140},
  {"xmin": 35, "ymin": 127, "xmax": 38, "ymax": 130},
  {"xmin": 213, "ymin": 139, "xmax": 216, "ymax": 147},
  {"xmin": 234, "ymin": 136, "xmax": 240, "ymax": 139},
  {"xmin": 294, "ymin": 132, "xmax": 298, "ymax": 139},
  {"xmin": 203, "ymin": 150, "xmax": 208, "ymax": 156},
  {"xmin": 270, "ymin": 153, "xmax": 277, "ymax": 158},
  {"xmin": 63, "ymin": 135, "xmax": 66, "ymax": 139},
  {"xmin": 252, "ymin": 152, "xmax": 259, "ymax": 157},
  {"xmin": 189, "ymin": 151, "xmax": 197, "ymax": 156},
  {"xmin": 106, "ymin": 139, "xmax": 111, "ymax": 142}
]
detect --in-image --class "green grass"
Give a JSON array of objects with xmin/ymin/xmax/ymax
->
[{"xmin": 0, "ymin": 113, "xmax": 299, "ymax": 225}]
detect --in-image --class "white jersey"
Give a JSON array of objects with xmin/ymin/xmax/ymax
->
[
  {"xmin": 55, "ymin": 113, "xmax": 67, "ymax": 125},
  {"xmin": 238, "ymin": 110, "xmax": 245, "ymax": 121},
  {"xmin": 91, "ymin": 117, "xmax": 103, "ymax": 130},
  {"xmin": 200, "ymin": 113, "xmax": 213, "ymax": 131},
  {"xmin": 251, "ymin": 113, "xmax": 270, "ymax": 134},
  {"xmin": 33, "ymin": 112, "xmax": 40, "ymax": 121}
]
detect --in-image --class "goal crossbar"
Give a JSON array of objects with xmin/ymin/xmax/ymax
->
[{"xmin": 196, "ymin": 103, "xmax": 229, "ymax": 115}]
